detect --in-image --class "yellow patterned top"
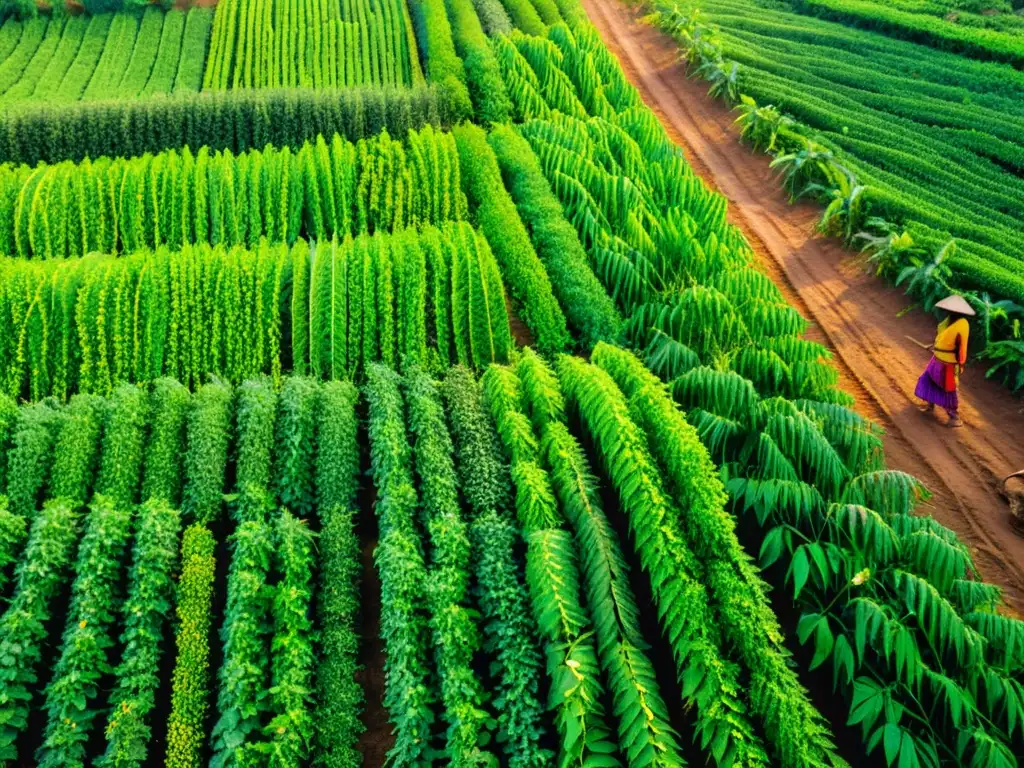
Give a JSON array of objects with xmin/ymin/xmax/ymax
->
[{"xmin": 933, "ymin": 317, "xmax": 969, "ymax": 365}]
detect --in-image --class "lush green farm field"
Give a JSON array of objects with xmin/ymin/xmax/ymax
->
[
  {"xmin": 0, "ymin": 7, "xmax": 213, "ymax": 102},
  {"xmin": 641, "ymin": 0, "xmax": 1024, "ymax": 390},
  {"xmin": 0, "ymin": 0, "xmax": 1022, "ymax": 766}
]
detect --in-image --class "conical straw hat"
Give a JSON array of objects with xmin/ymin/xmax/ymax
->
[{"xmin": 935, "ymin": 295, "xmax": 976, "ymax": 316}]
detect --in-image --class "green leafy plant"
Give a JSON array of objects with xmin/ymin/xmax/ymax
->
[
  {"xmin": 0, "ymin": 499, "xmax": 79, "ymax": 762},
  {"xmin": 37, "ymin": 496, "xmax": 133, "ymax": 768},
  {"xmin": 99, "ymin": 499, "xmax": 183, "ymax": 768},
  {"xmin": 165, "ymin": 524, "xmax": 217, "ymax": 768}
]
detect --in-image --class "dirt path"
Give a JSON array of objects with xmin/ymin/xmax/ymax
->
[{"xmin": 580, "ymin": 0, "xmax": 1024, "ymax": 612}]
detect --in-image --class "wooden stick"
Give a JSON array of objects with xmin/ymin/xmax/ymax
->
[{"xmin": 905, "ymin": 335, "xmax": 932, "ymax": 351}]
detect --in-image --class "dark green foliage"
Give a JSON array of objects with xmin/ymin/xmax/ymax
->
[
  {"xmin": 183, "ymin": 381, "xmax": 233, "ymax": 525},
  {"xmin": 48, "ymin": 393, "xmax": 105, "ymax": 507},
  {"xmin": 405, "ymin": 366, "xmax": 496, "ymax": 765},
  {"xmin": 142, "ymin": 378, "xmax": 191, "ymax": 506},
  {"xmin": 594, "ymin": 343, "xmax": 840, "ymax": 768},
  {"xmin": 314, "ymin": 510, "xmax": 364, "ymax": 768},
  {"xmin": 409, "ymin": 0, "xmax": 474, "ymax": 120},
  {"xmin": 0, "ymin": 496, "xmax": 26, "ymax": 594},
  {"xmin": 96, "ymin": 383, "xmax": 149, "ymax": 510},
  {"xmin": 260, "ymin": 511, "xmax": 317, "ymax": 763},
  {"xmin": 234, "ymin": 378, "xmax": 278, "ymax": 524},
  {"xmin": 165, "ymin": 524, "xmax": 217, "ymax": 768},
  {"xmin": 441, "ymin": 366, "xmax": 514, "ymax": 518},
  {"xmin": 488, "ymin": 125, "xmax": 621, "ymax": 349},
  {"xmin": 454, "ymin": 123, "xmax": 569, "ymax": 355},
  {"xmin": 99, "ymin": 499, "xmax": 183, "ymax": 768},
  {"xmin": 210, "ymin": 518, "xmax": 274, "ymax": 767},
  {"xmin": 37, "ymin": 496, "xmax": 133, "ymax": 768},
  {"xmin": 4, "ymin": 401, "xmax": 61, "ymax": 518},
  {"xmin": 316, "ymin": 380, "xmax": 361, "ymax": 516},
  {"xmin": 443, "ymin": 0, "xmax": 512, "ymax": 122},
  {"xmin": 0, "ymin": 86, "xmax": 452, "ymax": 166},
  {"xmin": 0, "ymin": 499, "xmax": 80, "ymax": 763},
  {"xmin": 558, "ymin": 355, "xmax": 770, "ymax": 768},
  {"xmin": 364, "ymin": 363, "xmax": 436, "ymax": 766},
  {"xmin": 274, "ymin": 377, "xmax": 319, "ymax": 519},
  {"xmin": 314, "ymin": 380, "xmax": 364, "ymax": 767},
  {"xmin": 439, "ymin": 365, "xmax": 550, "ymax": 768}
]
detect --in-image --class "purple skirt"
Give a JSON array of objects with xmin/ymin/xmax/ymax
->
[{"xmin": 915, "ymin": 356, "xmax": 958, "ymax": 412}]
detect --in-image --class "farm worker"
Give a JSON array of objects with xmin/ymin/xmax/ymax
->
[{"xmin": 914, "ymin": 294, "xmax": 975, "ymax": 429}]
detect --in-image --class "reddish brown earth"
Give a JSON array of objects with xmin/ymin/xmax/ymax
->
[{"xmin": 581, "ymin": 0, "xmax": 1024, "ymax": 612}]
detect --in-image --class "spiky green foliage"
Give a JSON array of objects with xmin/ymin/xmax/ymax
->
[
  {"xmin": 441, "ymin": 365, "xmax": 550, "ymax": 768},
  {"xmin": 165, "ymin": 524, "xmax": 217, "ymax": 768},
  {"xmin": 516, "ymin": 349, "xmax": 685, "ymax": 768},
  {"xmin": 313, "ymin": 379, "xmax": 364, "ymax": 768},
  {"xmin": 444, "ymin": 0, "xmax": 513, "ymax": 122},
  {"xmin": 37, "ymin": 496, "xmax": 133, "ymax": 768},
  {"xmin": 183, "ymin": 381, "xmax": 233, "ymax": 525},
  {"xmin": 557, "ymin": 354, "xmax": 769, "ymax": 768},
  {"xmin": 454, "ymin": 123, "xmax": 570, "ymax": 354},
  {"xmin": 0, "ymin": 499, "xmax": 79, "ymax": 763},
  {"xmin": 365, "ymin": 363, "xmax": 436, "ymax": 766},
  {"xmin": 482, "ymin": 363, "xmax": 619, "ymax": 767},
  {"xmin": 593, "ymin": 343, "xmax": 840, "ymax": 768},
  {"xmin": 99, "ymin": 499, "xmax": 183, "ymax": 768},
  {"xmin": 95, "ymin": 384, "xmax": 149, "ymax": 511},
  {"xmin": 0, "ymin": 128, "xmax": 466, "ymax": 260},
  {"xmin": 210, "ymin": 517, "xmax": 274, "ymax": 767},
  {"xmin": 405, "ymin": 366, "xmax": 496, "ymax": 766},
  {"xmin": 409, "ymin": 0, "xmax": 474, "ymax": 119}
]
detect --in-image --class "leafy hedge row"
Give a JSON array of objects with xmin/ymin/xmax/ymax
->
[
  {"xmin": 488, "ymin": 125, "xmax": 621, "ymax": 349},
  {"xmin": 516, "ymin": 349, "xmax": 687, "ymax": 768},
  {"xmin": 100, "ymin": 499, "xmax": 183, "ymax": 768},
  {"xmin": 314, "ymin": 381, "xmax": 364, "ymax": 768},
  {"xmin": 165, "ymin": 523, "xmax": 218, "ymax": 768},
  {"xmin": 440, "ymin": 366, "xmax": 550, "ymax": 768},
  {"xmin": 364, "ymin": 363, "xmax": 436, "ymax": 764},
  {"xmin": 443, "ymin": 0, "xmax": 513, "ymax": 123},
  {"xmin": 0, "ymin": 499, "xmax": 79, "ymax": 763},
  {"xmin": 454, "ymin": 123, "xmax": 569, "ymax": 355},
  {"xmin": 141, "ymin": 378, "xmax": 191, "ymax": 506},
  {"xmin": 37, "ymin": 496, "xmax": 133, "ymax": 768},
  {"xmin": 405, "ymin": 366, "xmax": 495, "ymax": 764},
  {"xmin": 0, "ymin": 85, "xmax": 453, "ymax": 166},
  {"xmin": 0, "ymin": 224, "xmax": 509, "ymax": 399},
  {"xmin": 481, "ymin": 363, "xmax": 618, "ymax": 766},
  {"xmin": 0, "ymin": 126, "xmax": 466, "ymax": 259},
  {"xmin": 409, "ymin": 0, "xmax": 474, "ymax": 120}
]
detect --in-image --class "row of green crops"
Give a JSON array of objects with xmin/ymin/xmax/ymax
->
[
  {"xmin": 0, "ymin": 84, "xmax": 453, "ymax": 167},
  {"xmin": 0, "ymin": 126, "xmax": 466, "ymax": 259},
  {"xmin": 637, "ymin": 0, "xmax": 1024, "ymax": 390},
  {"xmin": 203, "ymin": 0, "xmax": 422, "ymax": 90},
  {"xmin": 488, "ymin": 15, "xmax": 1024, "ymax": 767},
  {"xmin": 0, "ymin": 223, "xmax": 512, "ymax": 398},
  {"xmin": 0, "ymin": 8, "xmax": 213, "ymax": 104},
  {"xmin": 0, "ymin": 375, "xmax": 363, "ymax": 767}
]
